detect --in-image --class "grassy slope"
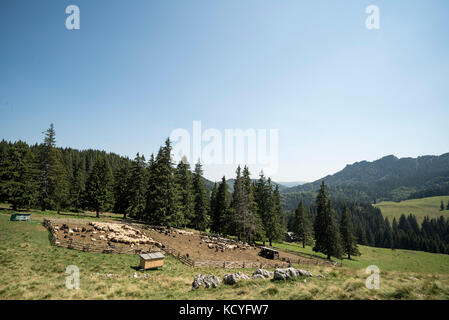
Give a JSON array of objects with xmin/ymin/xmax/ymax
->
[
  {"xmin": 374, "ymin": 195, "xmax": 449, "ymax": 224},
  {"xmin": 1, "ymin": 212, "xmax": 449, "ymax": 300}
]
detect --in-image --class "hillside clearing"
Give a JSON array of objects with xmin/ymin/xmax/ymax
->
[{"xmin": 374, "ymin": 196, "xmax": 449, "ymax": 224}]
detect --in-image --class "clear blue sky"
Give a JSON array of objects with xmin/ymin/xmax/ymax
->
[{"xmin": 1, "ymin": 0, "xmax": 448, "ymax": 182}]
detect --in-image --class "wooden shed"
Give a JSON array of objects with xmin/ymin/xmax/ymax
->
[
  {"xmin": 139, "ymin": 252, "xmax": 165, "ymax": 270},
  {"xmin": 258, "ymin": 247, "xmax": 279, "ymax": 260}
]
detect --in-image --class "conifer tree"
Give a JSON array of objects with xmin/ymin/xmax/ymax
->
[
  {"xmin": 37, "ymin": 124, "xmax": 69, "ymax": 212},
  {"xmin": 231, "ymin": 166, "xmax": 258, "ymax": 243},
  {"xmin": 383, "ymin": 217, "xmax": 394, "ymax": 249},
  {"xmin": 175, "ymin": 156, "xmax": 194, "ymax": 228},
  {"xmin": 447, "ymin": 201, "xmax": 449, "ymax": 211},
  {"xmin": 145, "ymin": 139, "xmax": 180, "ymax": 226},
  {"xmin": 441, "ymin": 200, "xmax": 445, "ymax": 211},
  {"xmin": 0, "ymin": 141, "xmax": 37, "ymax": 210},
  {"xmin": 313, "ymin": 181, "xmax": 343, "ymax": 259},
  {"xmin": 126, "ymin": 153, "xmax": 148, "ymax": 220},
  {"xmin": 84, "ymin": 157, "xmax": 113, "ymax": 218},
  {"xmin": 339, "ymin": 204, "xmax": 361, "ymax": 259},
  {"xmin": 192, "ymin": 160, "xmax": 209, "ymax": 231},
  {"xmin": 210, "ymin": 176, "xmax": 230, "ymax": 235},
  {"xmin": 113, "ymin": 162, "xmax": 131, "ymax": 218},
  {"xmin": 292, "ymin": 200, "xmax": 313, "ymax": 248},
  {"xmin": 209, "ymin": 182, "xmax": 218, "ymax": 231},
  {"xmin": 266, "ymin": 183, "xmax": 286, "ymax": 246}
]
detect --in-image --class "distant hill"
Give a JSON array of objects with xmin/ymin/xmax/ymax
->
[
  {"xmin": 281, "ymin": 153, "xmax": 449, "ymax": 206},
  {"xmin": 276, "ymin": 181, "xmax": 308, "ymax": 188}
]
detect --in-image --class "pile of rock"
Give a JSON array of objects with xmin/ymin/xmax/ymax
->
[
  {"xmin": 273, "ymin": 267, "xmax": 313, "ymax": 281},
  {"xmin": 192, "ymin": 268, "xmax": 286, "ymax": 290},
  {"xmin": 251, "ymin": 268, "xmax": 274, "ymax": 279},
  {"xmin": 192, "ymin": 274, "xmax": 221, "ymax": 290},
  {"xmin": 223, "ymin": 271, "xmax": 250, "ymax": 285}
]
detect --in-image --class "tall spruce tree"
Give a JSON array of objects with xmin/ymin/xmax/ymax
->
[
  {"xmin": 254, "ymin": 172, "xmax": 272, "ymax": 242},
  {"xmin": 267, "ymin": 183, "xmax": 286, "ymax": 246},
  {"xmin": 292, "ymin": 200, "xmax": 313, "ymax": 248},
  {"xmin": 145, "ymin": 139, "xmax": 180, "ymax": 226},
  {"xmin": 84, "ymin": 157, "xmax": 113, "ymax": 218},
  {"xmin": 231, "ymin": 166, "xmax": 258, "ymax": 243},
  {"xmin": 313, "ymin": 181, "xmax": 343, "ymax": 259},
  {"xmin": 0, "ymin": 141, "xmax": 37, "ymax": 210},
  {"xmin": 37, "ymin": 124, "xmax": 69, "ymax": 212},
  {"xmin": 192, "ymin": 160, "xmax": 209, "ymax": 231},
  {"xmin": 441, "ymin": 200, "xmax": 445, "ymax": 211},
  {"xmin": 113, "ymin": 162, "xmax": 131, "ymax": 218},
  {"xmin": 175, "ymin": 156, "xmax": 194, "ymax": 228},
  {"xmin": 339, "ymin": 204, "xmax": 360, "ymax": 259},
  {"xmin": 210, "ymin": 176, "xmax": 230, "ymax": 235},
  {"xmin": 126, "ymin": 153, "xmax": 148, "ymax": 220},
  {"xmin": 209, "ymin": 182, "xmax": 218, "ymax": 231}
]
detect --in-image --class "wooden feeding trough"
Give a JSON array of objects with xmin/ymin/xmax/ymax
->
[
  {"xmin": 10, "ymin": 213, "xmax": 31, "ymax": 221},
  {"xmin": 258, "ymin": 247, "xmax": 279, "ymax": 260},
  {"xmin": 139, "ymin": 252, "xmax": 165, "ymax": 270}
]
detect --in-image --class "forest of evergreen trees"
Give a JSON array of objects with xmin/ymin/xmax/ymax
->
[
  {"xmin": 0, "ymin": 124, "xmax": 285, "ymax": 245},
  {"xmin": 1, "ymin": 124, "xmax": 448, "ymax": 257},
  {"xmin": 286, "ymin": 189, "xmax": 449, "ymax": 256}
]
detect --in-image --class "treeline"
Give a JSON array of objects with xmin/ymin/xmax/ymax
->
[
  {"xmin": 286, "ymin": 190, "xmax": 449, "ymax": 256},
  {"xmin": 0, "ymin": 124, "xmax": 286, "ymax": 244},
  {"xmin": 288, "ymin": 182, "xmax": 361, "ymax": 260}
]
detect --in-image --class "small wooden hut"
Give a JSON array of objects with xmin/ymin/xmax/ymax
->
[
  {"xmin": 258, "ymin": 247, "xmax": 279, "ymax": 260},
  {"xmin": 139, "ymin": 252, "xmax": 165, "ymax": 270}
]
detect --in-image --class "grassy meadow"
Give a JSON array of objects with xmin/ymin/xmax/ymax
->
[
  {"xmin": 374, "ymin": 196, "xmax": 449, "ymax": 224},
  {"xmin": 1, "ymin": 211, "xmax": 449, "ymax": 300}
]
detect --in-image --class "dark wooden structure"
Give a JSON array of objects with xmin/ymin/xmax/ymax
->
[{"xmin": 258, "ymin": 247, "xmax": 279, "ymax": 260}]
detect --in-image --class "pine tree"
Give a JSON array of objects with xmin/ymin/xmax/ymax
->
[
  {"xmin": 0, "ymin": 141, "xmax": 37, "ymax": 210},
  {"xmin": 37, "ymin": 124, "xmax": 69, "ymax": 212},
  {"xmin": 254, "ymin": 172, "xmax": 272, "ymax": 242},
  {"xmin": 383, "ymin": 217, "xmax": 394, "ymax": 249},
  {"xmin": 126, "ymin": 153, "xmax": 148, "ymax": 220},
  {"xmin": 210, "ymin": 176, "xmax": 231, "ymax": 235},
  {"xmin": 145, "ymin": 139, "xmax": 181, "ymax": 226},
  {"xmin": 175, "ymin": 156, "xmax": 194, "ymax": 228},
  {"xmin": 192, "ymin": 160, "xmax": 209, "ymax": 231},
  {"xmin": 267, "ymin": 183, "xmax": 286, "ymax": 246},
  {"xmin": 292, "ymin": 200, "xmax": 313, "ymax": 248},
  {"xmin": 84, "ymin": 157, "xmax": 113, "ymax": 218},
  {"xmin": 209, "ymin": 182, "xmax": 219, "ymax": 232},
  {"xmin": 441, "ymin": 200, "xmax": 445, "ymax": 211},
  {"xmin": 113, "ymin": 162, "xmax": 131, "ymax": 218},
  {"xmin": 232, "ymin": 166, "xmax": 259, "ymax": 243},
  {"xmin": 339, "ymin": 204, "xmax": 360, "ymax": 259},
  {"xmin": 313, "ymin": 181, "xmax": 343, "ymax": 259},
  {"xmin": 446, "ymin": 201, "xmax": 449, "ymax": 211}
]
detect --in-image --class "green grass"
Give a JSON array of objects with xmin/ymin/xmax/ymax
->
[
  {"xmin": 374, "ymin": 196, "xmax": 449, "ymax": 224},
  {"xmin": 1, "ymin": 212, "xmax": 449, "ymax": 300},
  {"xmin": 268, "ymin": 241, "xmax": 449, "ymax": 273}
]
